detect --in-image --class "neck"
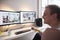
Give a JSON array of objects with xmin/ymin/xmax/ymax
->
[{"xmin": 49, "ymin": 21, "xmax": 60, "ymax": 28}]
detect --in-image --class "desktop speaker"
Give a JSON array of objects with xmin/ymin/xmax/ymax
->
[{"xmin": 35, "ymin": 18, "xmax": 42, "ymax": 27}]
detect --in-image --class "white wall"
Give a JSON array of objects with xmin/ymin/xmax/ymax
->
[
  {"xmin": 0, "ymin": 0, "xmax": 37, "ymax": 11},
  {"xmin": 0, "ymin": 0, "xmax": 42, "ymax": 18}
]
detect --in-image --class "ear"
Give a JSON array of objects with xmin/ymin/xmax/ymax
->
[{"xmin": 52, "ymin": 13, "xmax": 57, "ymax": 18}]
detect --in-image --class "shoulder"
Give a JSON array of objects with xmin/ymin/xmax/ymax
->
[
  {"xmin": 41, "ymin": 28, "xmax": 60, "ymax": 40},
  {"xmin": 44, "ymin": 28, "xmax": 60, "ymax": 33}
]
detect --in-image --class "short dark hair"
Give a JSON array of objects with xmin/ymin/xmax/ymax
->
[{"xmin": 46, "ymin": 5, "xmax": 60, "ymax": 21}]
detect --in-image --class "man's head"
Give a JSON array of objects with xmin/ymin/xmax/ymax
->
[{"xmin": 43, "ymin": 5, "xmax": 60, "ymax": 26}]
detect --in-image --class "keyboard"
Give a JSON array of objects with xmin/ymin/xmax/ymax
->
[{"xmin": 15, "ymin": 29, "xmax": 31, "ymax": 35}]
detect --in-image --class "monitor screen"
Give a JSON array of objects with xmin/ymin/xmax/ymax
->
[
  {"xmin": 8, "ymin": 12, "xmax": 20, "ymax": 23},
  {"xmin": 20, "ymin": 11, "xmax": 36, "ymax": 23},
  {"xmin": 0, "ymin": 11, "xmax": 8, "ymax": 25},
  {"xmin": 0, "ymin": 11, "xmax": 20, "ymax": 25}
]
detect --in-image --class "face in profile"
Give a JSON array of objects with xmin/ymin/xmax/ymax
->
[{"xmin": 43, "ymin": 8, "xmax": 55, "ymax": 25}]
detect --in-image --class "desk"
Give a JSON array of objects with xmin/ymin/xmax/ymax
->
[
  {"xmin": 0, "ymin": 27, "xmax": 36, "ymax": 40},
  {"xmin": 0, "ymin": 26, "xmax": 46, "ymax": 40}
]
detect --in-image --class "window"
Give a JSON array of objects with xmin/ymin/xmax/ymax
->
[
  {"xmin": 42, "ymin": 0, "xmax": 60, "ymax": 16},
  {"xmin": 42, "ymin": 0, "xmax": 48, "ymax": 16}
]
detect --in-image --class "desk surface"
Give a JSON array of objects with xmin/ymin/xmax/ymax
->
[
  {"xmin": 0, "ymin": 26, "xmax": 46, "ymax": 40},
  {"xmin": 0, "ymin": 27, "xmax": 36, "ymax": 40}
]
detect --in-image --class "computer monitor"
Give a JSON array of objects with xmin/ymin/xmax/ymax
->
[
  {"xmin": 0, "ymin": 10, "xmax": 20, "ymax": 25},
  {"xmin": 20, "ymin": 11, "xmax": 36, "ymax": 23}
]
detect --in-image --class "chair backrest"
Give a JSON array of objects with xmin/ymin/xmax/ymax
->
[{"xmin": 33, "ymin": 33, "xmax": 41, "ymax": 40}]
